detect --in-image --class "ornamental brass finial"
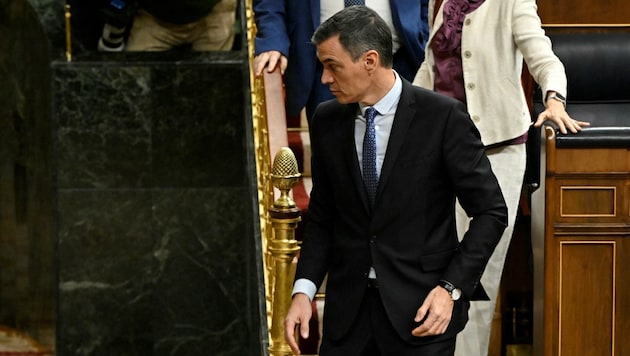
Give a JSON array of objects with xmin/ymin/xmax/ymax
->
[{"xmin": 270, "ymin": 147, "xmax": 301, "ymax": 209}]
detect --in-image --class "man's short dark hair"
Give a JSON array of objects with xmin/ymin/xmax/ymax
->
[{"xmin": 312, "ymin": 6, "xmax": 393, "ymax": 68}]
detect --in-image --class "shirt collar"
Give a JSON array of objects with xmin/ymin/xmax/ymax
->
[{"xmin": 359, "ymin": 70, "xmax": 402, "ymax": 117}]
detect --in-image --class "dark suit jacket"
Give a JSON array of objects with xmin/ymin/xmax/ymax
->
[
  {"xmin": 296, "ymin": 79, "xmax": 508, "ymax": 344},
  {"xmin": 253, "ymin": 0, "xmax": 429, "ymax": 117}
]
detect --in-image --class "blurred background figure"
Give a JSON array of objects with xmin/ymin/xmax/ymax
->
[{"xmin": 97, "ymin": 0, "xmax": 238, "ymax": 52}]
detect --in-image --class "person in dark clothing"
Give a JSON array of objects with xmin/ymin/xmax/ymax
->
[{"xmin": 284, "ymin": 6, "xmax": 507, "ymax": 356}]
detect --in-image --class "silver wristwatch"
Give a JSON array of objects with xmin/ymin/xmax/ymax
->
[{"xmin": 546, "ymin": 92, "xmax": 567, "ymax": 108}]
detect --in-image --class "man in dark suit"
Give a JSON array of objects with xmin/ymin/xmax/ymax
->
[
  {"xmin": 283, "ymin": 6, "xmax": 508, "ymax": 355},
  {"xmin": 253, "ymin": 0, "xmax": 429, "ymax": 119}
]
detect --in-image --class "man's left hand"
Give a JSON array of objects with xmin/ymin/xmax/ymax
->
[{"xmin": 411, "ymin": 286, "xmax": 454, "ymax": 337}]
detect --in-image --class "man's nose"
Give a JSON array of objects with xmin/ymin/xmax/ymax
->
[{"xmin": 321, "ymin": 69, "xmax": 333, "ymax": 84}]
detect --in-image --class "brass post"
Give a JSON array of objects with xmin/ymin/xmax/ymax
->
[
  {"xmin": 268, "ymin": 147, "xmax": 301, "ymax": 356},
  {"xmin": 64, "ymin": 3, "xmax": 72, "ymax": 61},
  {"xmin": 245, "ymin": 0, "xmax": 274, "ymax": 329}
]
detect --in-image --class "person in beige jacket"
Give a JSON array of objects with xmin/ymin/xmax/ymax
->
[{"xmin": 413, "ymin": 0, "xmax": 589, "ymax": 355}]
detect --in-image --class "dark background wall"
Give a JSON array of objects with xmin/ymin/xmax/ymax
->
[
  {"xmin": 1, "ymin": 0, "xmax": 266, "ymax": 355},
  {"xmin": 0, "ymin": 0, "xmax": 55, "ymax": 347}
]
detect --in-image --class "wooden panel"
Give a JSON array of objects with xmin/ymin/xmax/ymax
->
[
  {"xmin": 544, "ymin": 132, "xmax": 630, "ymax": 355},
  {"xmin": 559, "ymin": 242, "xmax": 615, "ymax": 355},
  {"xmin": 554, "ymin": 148, "xmax": 629, "ymax": 173},
  {"xmin": 263, "ymin": 67, "xmax": 289, "ymax": 159},
  {"xmin": 560, "ymin": 186, "xmax": 616, "ymax": 217},
  {"xmin": 553, "ymin": 179, "xmax": 624, "ymax": 224},
  {"xmin": 538, "ymin": 0, "xmax": 630, "ymax": 25}
]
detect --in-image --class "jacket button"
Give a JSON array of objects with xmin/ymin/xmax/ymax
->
[
  {"xmin": 464, "ymin": 50, "xmax": 472, "ymax": 58},
  {"xmin": 467, "ymin": 83, "xmax": 476, "ymax": 90},
  {"xmin": 465, "ymin": 18, "xmax": 471, "ymax": 26},
  {"xmin": 472, "ymin": 115, "xmax": 480, "ymax": 123}
]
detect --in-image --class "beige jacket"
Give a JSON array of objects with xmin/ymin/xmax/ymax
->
[{"xmin": 413, "ymin": 0, "xmax": 567, "ymax": 145}]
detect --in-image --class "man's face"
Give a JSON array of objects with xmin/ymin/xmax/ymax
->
[{"xmin": 317, "ymin": 36, "xmax": 371, "ymax": 104}]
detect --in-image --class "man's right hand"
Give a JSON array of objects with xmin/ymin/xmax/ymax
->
[
  {"xmin": 284, "ymin": 293, "xmax": 312, "ymax": 355},
  {"xmin": 254, "ymin": 50, "xmax": 288, "ymax": 77}
]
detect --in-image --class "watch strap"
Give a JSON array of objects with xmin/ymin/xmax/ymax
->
[
  {"xmin": 546, "ymin": 93, "xmax": 567, "ymax": 108},
  {"xmin": 439, "ymin": 280, "xmax": 456, "ymax": 293}
]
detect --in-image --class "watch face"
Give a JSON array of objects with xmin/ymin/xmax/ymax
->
[{"xmin": 451, "ymin": 288, "xmax": 462, "ymax": 301}]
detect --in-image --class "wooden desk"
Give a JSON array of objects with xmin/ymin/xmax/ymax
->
[{"xmin": 543, "ymin": 126, "xmax": 630, "ymax": 355}]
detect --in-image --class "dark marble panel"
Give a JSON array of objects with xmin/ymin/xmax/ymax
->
[
  {"xmin": 52, "ymin": 48, "xmax": 265, "ymax": 354},
  {"xmin": 150, "ymin": 63, "xmax": 247, "ymax": 188},
  {"xmin": 53, "ymin": 64, "xmax": 153, "ymax": 189},
  {"xmin": 150, "ymin": 188, "xmax": 255, "ymax": 355},
  {"xmin": 57, "ymin": 187, "xmax": 260, "ymax": 355},
  {"xmin": 57, "ymin": 190, "xmax": 155, "ymax": 355},
  {"xmin": 53, "ymin": 59, "xmax": 248, "ymax": 189}
]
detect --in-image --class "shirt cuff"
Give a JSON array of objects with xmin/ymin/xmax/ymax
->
[{"xmin": 292, "ymin": 278, "xmax": 317, "ymax": 302}]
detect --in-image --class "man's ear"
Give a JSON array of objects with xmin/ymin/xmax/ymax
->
[{"xmin": 364, "ymin": 50, "xmax": 379, "ymax": 70}]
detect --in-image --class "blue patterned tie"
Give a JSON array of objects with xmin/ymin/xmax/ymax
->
[
  {"xmin": 345, "ymin": 0, "xmax": 365, "ymax": 6},
  {"xmin": 363, "ymin": 107, "xmax": 378, "ymax": 205}
]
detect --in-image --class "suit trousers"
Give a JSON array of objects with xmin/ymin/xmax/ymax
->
[
  {"xmin": 125, "ymin": 0, "xmax": 237, "ymax": 52},
  {"xmin": 319, "ymin": 287, "xmax": 456, "ymax": 356}
]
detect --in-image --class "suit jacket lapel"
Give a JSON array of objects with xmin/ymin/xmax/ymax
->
[{"xmin": 376, "ymin": 81, "xmax": 416, "ymax": 204}]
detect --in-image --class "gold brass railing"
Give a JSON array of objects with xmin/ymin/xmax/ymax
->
[
  {"xmin": 267, "ymin": 148, "xmax": 301, "ymax": 356},
  {"xmin": 245, "ymin": 1, "xmax": 302, "ymax": 355},
  {"xmin": 245, "ymin": 0, "xmax": 273, "ymax": 328}
]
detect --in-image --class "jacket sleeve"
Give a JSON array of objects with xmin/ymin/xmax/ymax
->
[
  {"xmin": 253, "ymin": 0, "xmax": 290, "ymax": 56},
  {"xmin": 440, "ymin": 101, "xmax": 508, "ymax": 299},
  {"xmin": 513, "ymin": 0, "xmax": 567, "ymax": 98}
]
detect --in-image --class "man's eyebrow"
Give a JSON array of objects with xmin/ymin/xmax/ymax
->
[{"xmin": 321, "ymin": 58, "xmax": 338, "ymax": 65}]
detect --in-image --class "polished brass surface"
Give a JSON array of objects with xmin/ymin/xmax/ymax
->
[
  {"xmin": 246, "ymin": 1, "xmax": 302, "ymax": 354},
  {"xmin": 267, "ymin": 211, "xmax": 301, "ymax": 356},
  {"xmin": 64, "ymin": 3, "xmax": 72, "ymax": 61},
  {"xmin": 271, "ymin": 147, "xmax": 301, "ymax": 209},
  {"xmin": 246, "ymin": 0, "xmax": 274, "ymax": 332},
  {"xmin": 268, "ymin": 149, "xmax": 302, "ymax": 356}
]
